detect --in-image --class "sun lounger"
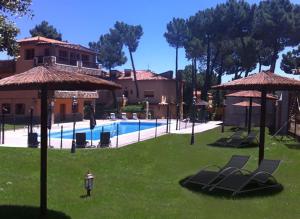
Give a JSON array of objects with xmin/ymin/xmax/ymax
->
[
  {"xmin": 121, "ymin": 112, "xmax": 127, "ymax": 120},
  {"xmin": 110, "ymin": 113, "xmax": 116, "ymax": 120},
  {"xmin": 212, "ymin": 131, "xmax": 244, "ymax": 147},
  {"xmin": 98, "ymin": 132, "xmax": 111, "ymax": 148},
  {"xmin": 132, "ymin": 113, "xmax": 138, "ymax": 120},
  {"xmin": 227, "ymin": 131, "xmax": 258, "ymax": 148},
  {"xmin": 184, "ymin": 155, "xmax": 250, "ymax": 188},
  {"xmin": 28, "ymin": 132, "xmax": 39, "ymax": 148},
  {"xmin": 76, "ymin": 133, "xmax": 88, "ymax": 148},
  {"xmin": 209, "ymin": 159, "xmax": 281, "ymax": 196}
]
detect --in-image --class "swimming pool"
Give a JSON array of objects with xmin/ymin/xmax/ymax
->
[{"xmin": 50, "ymin": 121, "xmax": 164, "ymax": 140}]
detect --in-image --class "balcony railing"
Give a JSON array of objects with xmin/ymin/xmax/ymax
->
[{"xmin": 35, "ymin": 56, "xmax": 99, "ymax": 69}]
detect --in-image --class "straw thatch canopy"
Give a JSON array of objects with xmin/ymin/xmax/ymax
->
[
  {"xmin": 213, "ymin": 71, "xmax": 300, "ymax": 91},
  {"xmin": 233, "ymin": 101, "xmax": 261, "ymax": 107},
  {"xmin": 0, "ymin": 66, "xmax": 121, "ymax": 91},
  {"xmin": 226, "ymin": 90, "xmax": 277, "ymax": 100}
]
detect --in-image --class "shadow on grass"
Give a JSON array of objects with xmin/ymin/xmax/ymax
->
[
  {"xmin": 0, "ymin": 205, "xmax": 71, "ymax": 219},
  {"xmin": 179, "ymin": 176, "xmax": 283, "ymax": 199},
  {"xmin": 285, "ymin": 143, "xmax": 300, "ymax": 150},
  {"xmin": 208, "ymin": 139, "xmax": 258, "ymax": 149}
]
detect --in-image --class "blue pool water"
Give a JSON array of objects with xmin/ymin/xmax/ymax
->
[{"xmin": 50, "ymin": 121, "xmax": 164, "ymax": 140}]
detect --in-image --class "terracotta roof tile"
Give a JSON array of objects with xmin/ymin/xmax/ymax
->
[
  {"xmin": 117, "ymin": 70, "xmax": 174, "ymax": 81},
  {"xmin": 18, "ymin": 36, "xmax": 69, "ymax": 44}
]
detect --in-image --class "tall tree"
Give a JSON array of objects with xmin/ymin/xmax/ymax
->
[
  {"xmin": 164, "ymin": 18, "xmax": 188, "ymax": 125},
  {"xmin": 89, "ymin": 30, "xmax": 127, "ymax": 72},
  {"xmin": 89, "ymin": 30, "xmax": 127, "ymax": 110},
  {"xmin": 30, "ymin": 21, "xmax": 62, "ymax": 40},
  {"xmin": 0, "ymin": 0, "xmax": 32, "ymax": 57},
  {"xmin": 280, "ymin": 45, "xmax": 300, "ymax": 74},
  {"xmin": 114, "ymin": 21, "xmax": 143, "ymax": 98},
  {"xmin": 253, "ymin": 0, "xmax": 300, "ymax": 72}
]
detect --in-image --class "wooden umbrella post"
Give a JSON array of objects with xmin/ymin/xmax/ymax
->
[
  {"xmin": 248, "ymin": 97, "xmax": 253, "ymax": 134},
  {"xmin": 259, "ymin": 90, "xmax": 267, "ymax": 165},
  {"xmin": 40, "ymin": 88, "xmax": 48, "ymax": 216}
]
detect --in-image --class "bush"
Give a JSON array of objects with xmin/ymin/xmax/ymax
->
[{"xmin": 122, "ymin": 105, "xmax": 144, "ymax": 113}]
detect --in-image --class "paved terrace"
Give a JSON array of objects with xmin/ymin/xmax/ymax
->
[{"xmin": 1, "ymin": 120, "xmax": 221, "ymax": 149}]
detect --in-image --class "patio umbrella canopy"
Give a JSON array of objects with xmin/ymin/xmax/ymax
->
[
  {"xmin": 0, "ymin": 65, "xmax": 121, "ymax": 216},
  {"xmin": 226, "ymin": 90, "xmax": 277, "ymax": 133},
  {"xmin": 213, "ymin": 71, "xmax": 300, "ymax": 165},
  {"xmin": 233, "ymin": 101, "xmax": 261, "ymax": 107}
]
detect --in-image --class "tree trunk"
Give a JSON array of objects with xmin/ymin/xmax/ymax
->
[
  {"xmin": 202, "ymin": 36, "xmax": 211, "ymax": 101},
  {"xmin": 270, "ymin": 49, "xmax": 278, "ymax": 73},
  {"xmin": 109, "ymin": 68, "xmax": 118, "ymax": 111},
  {"xmin": 175, "ymin": 46, "xmax": 179, "ymax": 129},
  {"xmin": 216, "ymin": 57, "xmax": 224, "ymax": 106},
  {"xmin": 129, "ymin": 50, "xmax": 139, "ymax": 98}
]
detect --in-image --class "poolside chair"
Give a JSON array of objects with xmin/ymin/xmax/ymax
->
[
  {"xmin": 98, "ymin": 132, "xmax": 111, "ymax": 148},
  {"xmin": 227, "ymin": 131, "xmax": 258, "ymax": 148},
  {"xmin": 184, "ymin": 155, "xmax": 250, "ymax": 188},
  {"xmin": 28, "ymin": 132, "xmax": 39, "ymax": 148},
  {"xmin": 132, "ymin": 113, "xmax": 138, "ymax": 120},
  {"xmin": 209, "ymin": 159, "xmax": 281, "ymax": 196},
  {"xmin": 76, "ymin": 133, "xmax": 88, "ymax": 148},
  {"xmin": 121, "ymin": 112, "xmax": 127, "ymax": 120},
  {"xmin": 110, "ymin": 113, "xmax": 116, "ymax": 120},
  {"xmin": 212, "ymin": 131, "xmax": 245, "ymax": 147}
]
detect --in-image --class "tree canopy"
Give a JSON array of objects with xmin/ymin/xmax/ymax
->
[
  {"xmin": 281, "ymin": 45, "xmax": 300, "ymax": 74},
  {"xmin": 89, "ymin": 29, "xmax": 127, "ymax": 71},
  {"xmin": 0, "ymin": 0, "xmax": 32, "ymax": 57},
  {"xmin": 30, "ymin": 21, "xmax": 62, "ymax": 40}
]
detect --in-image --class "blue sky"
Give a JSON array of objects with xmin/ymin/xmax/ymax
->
[{"xmin": 2, "ymin": 0, "xmax": 300, "ymax": 82}]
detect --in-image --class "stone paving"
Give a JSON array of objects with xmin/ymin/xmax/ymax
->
[{"xmin": 1, "ymin": 120, "xmax": 221, "ymax": 149}]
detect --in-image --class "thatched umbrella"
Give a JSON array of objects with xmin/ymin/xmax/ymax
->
[
  {"xmin": 0, "ymin": 66, "xmax": 121, "ymax": 216},
  {"xmin": 227, "ymin": 91, "xmax": 277, "ymax": 133},
  {"xmin": 213, "ymin": 71, "xmax": 300, "ymax": 164}
]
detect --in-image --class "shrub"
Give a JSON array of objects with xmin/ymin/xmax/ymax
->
[{"xmin": 122, "ymin": 105, "xmax": 144, "ymax": 113}]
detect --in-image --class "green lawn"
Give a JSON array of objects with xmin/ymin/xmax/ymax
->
[{"xmin": 0, "ymin": 127, "xmax": 300, "ymax": 219}]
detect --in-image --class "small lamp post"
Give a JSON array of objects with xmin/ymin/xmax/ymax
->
[
  {"xmin": 71, "ymin": 96, "xmax": 78, "ymax": 153},
  {"xmin": 190, "ymin": 95, "xmax": 196, "ymax": 145},
  {"xmin": 84, "ymin": 171, "xmax": 94, "ymax": 197}
]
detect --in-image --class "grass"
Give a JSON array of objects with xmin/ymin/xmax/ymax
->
[{"xmin": 0, "ymin": 127, "xmax": 300, "ymax": 218}]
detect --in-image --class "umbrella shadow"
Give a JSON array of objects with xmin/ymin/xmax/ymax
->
[
  {"xmin": 0, "ymin": 205, "xmax": 71, "ymax": 219},
  {"xmin": 285, "ymin": 143, "xmax": 300, "ymax": 150},
  {"xmin": 179, "ymin": 176, "xmax": 283, "ymax": 199}
]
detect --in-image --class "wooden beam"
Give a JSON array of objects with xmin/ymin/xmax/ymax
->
[
  {"xmin": 40, "ymin": 88, "xmax": 48, "ymax": 216},
  {"xmin": 259, "ymin": 90, "xmax": 267, "ymax": 165},
  {"xmin": 248, "ymin": 97, "xmax": 253, "ymax": 134}
]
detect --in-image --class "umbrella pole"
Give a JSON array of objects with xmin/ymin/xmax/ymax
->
[
  {"xmin": 248, "ymin": 97, "xmax": 253, "ymax": 134},
  {"xmin": 259, "ymin": 90, "xmax": 267, "ymax": 165},
  {"xmin": 40, "ymin": 88, "xmax": 48, "ymax": 216}
]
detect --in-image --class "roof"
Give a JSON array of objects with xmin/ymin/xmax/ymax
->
[
  {"xmin": 226, "ymin": 90, "xmax": 277, "ymax": 100},
  {"xmin": 117, "ymin": 70, "xmax": 174, "ymax": 81},
  {"xmin": 0, "ymin": 65, "xmax": 121, "ymax": 91},
  {"xmin": 213, "ymin": 71, "xmax": 300, "ymax": 91},
  {"xmin": 18, "ymin": 36, "xmax": 68, "ymax": 44},
  {"xmin": 18, "ymin": 36, "xmax": 97, "ymax": 54}
]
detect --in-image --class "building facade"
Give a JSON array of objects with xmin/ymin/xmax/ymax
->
[{"xmin": 0, "ymin": 36, "xmax": 102, "ymax": 123}]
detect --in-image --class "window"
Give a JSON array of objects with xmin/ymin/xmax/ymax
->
[
  {"xmin": 2, "ymin": 103, "xmax": 11, "ymax": 114},
  {"xmin": 25, "ymin": 49, "xmax": 35, "ymax": 60},
  {"xmin": 144, "ymin": 90, "xmax": 155, "ymax": 98},
  {"xmin": 15, "ymin": 103, "xmax": 25, "ymax": 115}
]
